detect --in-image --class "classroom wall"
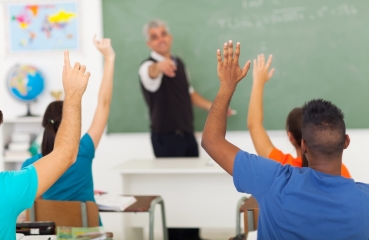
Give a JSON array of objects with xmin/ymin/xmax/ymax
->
[
  {"xmin": 1, "ymin": 0, "xmax": 369, "ymax": 239},
  {"xmin": 0, "ymin": 0, "xmax": 103, "ymax": 131}
]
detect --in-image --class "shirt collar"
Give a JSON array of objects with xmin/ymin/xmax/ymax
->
[{"xmin": 151, "ymin": 51, "xmax": 169, "ymax": 62}]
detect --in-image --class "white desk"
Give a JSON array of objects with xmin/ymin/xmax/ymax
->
[{"xmin": 116, "ymin": 158, "xmax": 247, "ymax": 239}]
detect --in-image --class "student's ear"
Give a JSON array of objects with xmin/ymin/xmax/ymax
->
[
  {"xmin": 344, "ymin": 134, "xmax": 350, "ymax": 149},
  {"xmin": 301, "ymin": 139, "xmax": 307, "ymax": 154},
  {"xmin": 287, "ymin": 131, "xmax": 296, "ymax": 146}
]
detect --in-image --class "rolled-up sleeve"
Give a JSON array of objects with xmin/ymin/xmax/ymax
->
[{"xmin": 138, "ymin": 61, "xmax": 163, "ymax": 92}]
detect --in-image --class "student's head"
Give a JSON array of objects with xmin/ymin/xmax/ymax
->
[
  {"xmin": 41, "ymin": 101, "xmax": 63, "ymax": 156},
  {"xmin": 0, "ymin": 110, "xmax": 3, "ymax": 125},
  {"xmin": 286, "ymin": 107, "xmax": 309, "ymax": 167},
  {"xmin": 301, "ymin": 99, "xmax": 350, "ymax": 162},
  {"xmin": 144, "ymin": 19, "xmax": 173, "ymax": 56},
  {"xmin": 286, "ymin": 108, "xmax": 302, "ymax": 148}
]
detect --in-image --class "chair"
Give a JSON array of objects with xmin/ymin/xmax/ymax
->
[
  {"xmin": 243, "ymin": 205, "xmax": 259, "ymax": 234},
  {"xmin": 29, "ymin": 199, "xmax": 113, "ymax": 238},
  {"xmin": 29, "ymin": 199, "xmax": 100, "ymax": 227},
  {"xmin": 100, "ymin": 195, "xmax": 168, "ymax": 240},
  {"xmin": 235, "ymin": 196, "xmax": 259, "ymax": 235}
]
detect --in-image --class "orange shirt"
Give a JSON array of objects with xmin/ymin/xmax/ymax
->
[{"xmin": 268, "ymin": 148, "xmax": 351, "ymax": 178}]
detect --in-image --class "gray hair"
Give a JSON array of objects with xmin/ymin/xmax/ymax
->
[{"xmin": 143, "ymin": 19, "xmax": 170, "ymax": 41}]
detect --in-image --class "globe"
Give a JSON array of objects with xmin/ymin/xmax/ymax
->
[
  {"xmin": 6, "ymin": 65, "xmax": 45, "ymax": 116},
  {"xmin": 7, "ymin": 65, "xmax": 45, "ymax": 102}
]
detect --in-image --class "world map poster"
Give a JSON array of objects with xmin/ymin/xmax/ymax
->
[{"xmin": 6, "ymin": 1, "xmax": 79, "ymax": 52}]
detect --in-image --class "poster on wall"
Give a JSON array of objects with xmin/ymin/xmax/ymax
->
[{"xmin": 4, "ymin": 1, "xmax": 80, "ymax": 53}]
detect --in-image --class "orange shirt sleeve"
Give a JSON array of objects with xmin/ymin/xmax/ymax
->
[
  {"xmin": 268, "ymin": 148, "xmax": 302, "ymax": 167},
  {"xmin": 341, "ymin": 164, "xmax": 351, "ymax": 178}
]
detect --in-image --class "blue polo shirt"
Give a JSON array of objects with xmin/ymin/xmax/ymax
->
[
  {"xmin": 233, "ymin": 150, "xmax": 369, "ymax": 240},
  {"xmin": 22, "ymin": 134, "xmax": 95, "ymax": 202},
  {"xmin": 0, "ymin": 165, "xmax": 38, "ymax": 239}
]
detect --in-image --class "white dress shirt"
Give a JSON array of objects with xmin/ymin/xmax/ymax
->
[{"xmin": 138, "ymin": 51, "xmax": 195, "ymax": 93}]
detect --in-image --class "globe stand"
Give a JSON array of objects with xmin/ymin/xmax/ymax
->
[{"xmin": 21, "ymin": 103, "xmax": 38, "ymax": 117}]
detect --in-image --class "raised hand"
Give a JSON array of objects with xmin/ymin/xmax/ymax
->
[
  {"xmin": 62, "ymin": 51, "xmax": 91, "ymax": 98},
  {"xmin": 93, "ymin": 35, "xmax": 115, "ymax": 60},
  {"xmin": 252, "ymin": 54, "xmax": 275, "ymax": 85},
  {"xmin": 217, "ymin": 40, "xmax": 250, "ymax": 89},
  {"xmin": 157, "ymin": 58, "xmax": 177, "ymax": 77}
]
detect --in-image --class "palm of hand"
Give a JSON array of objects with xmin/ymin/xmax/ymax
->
[
  {"xmin": 252, "ymin": 54, "xmax": 275, "ymax": 84},
  {"xmin": 217, "ymin": 41, "xmax": 250, "ymax": 88}
]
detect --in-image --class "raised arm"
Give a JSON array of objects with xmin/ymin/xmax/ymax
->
[
  {"xmin": 87, "ymin": 37, "xmax": 115, "ymax": 148},
  {"xmin": 247, "ymin": 54, "xmax": 275, "ymax": 157},
  {"xmin": 33, "ymin": 51, "xmax": 90, "ymax": 198},
  {"xmin": 201, "ymin": 41, "xmax": 250, "ymax": 175}
]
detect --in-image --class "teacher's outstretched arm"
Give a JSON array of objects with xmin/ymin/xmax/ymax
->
[{"xmin": 201, "ymin": 40, "xmax": 250, "ymax": 175}]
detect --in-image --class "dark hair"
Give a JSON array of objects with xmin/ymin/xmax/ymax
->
[
  {"xmin": 302, "ymin": 99, "xmax": 346, "ymax": 159},
  {"xmin": 286, "ymin": 108, "xmax": 308, "ymax": 167},
  {"xmin": 41, "ymin": 101, "xmax": 63, "ymax": 156},
  {"xmin": 0, "ymin": 110, "xmax": 3, "ymax": 125}
]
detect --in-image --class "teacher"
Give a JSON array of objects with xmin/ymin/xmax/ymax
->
[{"xmin": 139, "ymin": 19, "xmax": 221, "ymax": 158}]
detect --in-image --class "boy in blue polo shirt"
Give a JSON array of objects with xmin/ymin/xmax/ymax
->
[
  {"xmin": 0, "ymin": 52, "xmax": 90, "ymax": 239},
  {"xmin": 201, "ymin": 41, "xmax": 369, "ymax": 239}
]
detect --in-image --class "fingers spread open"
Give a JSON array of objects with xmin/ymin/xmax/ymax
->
[
  {"xmin": 268, "ymin": 68, "xmax": 275, "ymax": 79},
  {"xmin": 216, "ymin": 49, "xmax": 222, "ymax": 65},
  {"xmin": 223, "ymin": 42, "xmax": 228, "ymax": 64},
  {"xmin": 257, "ymin": 54, "xmax": 261, "ymax": 68},
  {"xmin": 242, "ymin": 60, "xmax": 251, "ymax": 77},
  {"xmin": 261, "ymin": 54, "xmax": 265, "ymax": 68},
  {"xmin": 265, "ymin": 54, "xmax": 273, "ymax": 69},
  {"xmin": 64, "ymin": 51, "xmax": 71, "ymax": 68},
  {"xmin": 234, "ymin": 42, "xmax": 240, "ymax": 63},
  {"xmin": 228, "ymin": 40, "xmax": 234, "ymax": 61}
]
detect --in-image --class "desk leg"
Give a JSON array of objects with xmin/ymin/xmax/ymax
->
[
  {"xmin": 149, "ymin": 197, "xmax": 168, "ymax": 240},
  {"xmin": 236, "ymin": 196, "xmax": 247, "ymax": 235},
  {"xmin": 159, "ymin": 199, "xmax": 168, "ymax": 240}
]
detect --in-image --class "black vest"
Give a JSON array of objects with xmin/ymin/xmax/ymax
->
[{"xmin": 140, "ymin": 56, "xmax": 194, "ymax": 134}]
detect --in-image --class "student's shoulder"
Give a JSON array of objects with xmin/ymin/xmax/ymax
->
[
  {"xmin": 78, "ymin": 133, "xmax": 95, "ymax": 158},
  {"xmin": 355, "ymin": 182, "xmax": 369, "ymax": 195}
]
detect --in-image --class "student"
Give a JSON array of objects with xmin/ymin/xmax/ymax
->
[
  {"xmin": 202, "ymin": 41, "xmax": 369, "ymax": 239},
  {"xmin": 247, "ymin": 54, "xmax": 351, "ymax": 178},
  {"xmin": 22, "ymin": 37, "xmax": 114, "ymax": 210},
  {"xmin": 0, "ymin": 52, "xmax": 90, "ymax": 239}
]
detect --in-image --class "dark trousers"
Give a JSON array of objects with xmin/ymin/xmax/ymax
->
[{"xmin": 151, "ymin": 131, "xmax": 199, "ymax": 157}]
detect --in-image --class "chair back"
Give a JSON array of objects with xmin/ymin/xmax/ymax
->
[
  {"xmin": 30, "ymin": 199, "xmax": 99, "ymax": 227},
  {"xmin": 244, "ymin": 207, "xmax": 259, "ymax": 233}
]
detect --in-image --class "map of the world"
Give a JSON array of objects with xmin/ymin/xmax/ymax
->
[{"xmin": 7, "ymin": 2, "xmax": 79, "ymax": 52}]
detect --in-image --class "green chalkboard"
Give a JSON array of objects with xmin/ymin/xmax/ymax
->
[{"xmin": 103, "ymin": 0, "xmax": 369, "ymax": 133}]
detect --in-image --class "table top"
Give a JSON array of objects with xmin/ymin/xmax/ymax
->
[
  {"xmin": 100, "ymin": 196, "xmax": 159, "ymax": 213},
  {"xmin": 117, "ymin": 158, "xmax": 226, "ymax": 175}
]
